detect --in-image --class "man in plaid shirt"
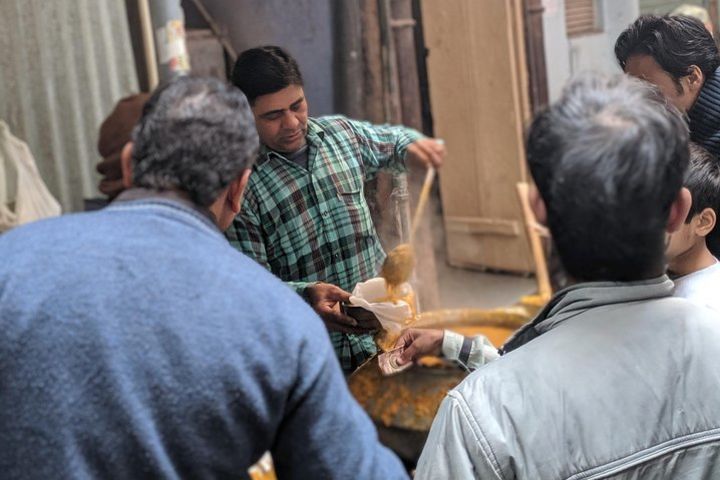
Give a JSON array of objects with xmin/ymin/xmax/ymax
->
[{"xmin": 226, "ymin": 46, "xmax": 445, "ymax": 373}]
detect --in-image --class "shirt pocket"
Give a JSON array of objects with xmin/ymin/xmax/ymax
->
[
  {"xmin": 335, "ymin": 180, "xmax": 375, "ymax": 240},
  {"xmin": 325, "ymin": 154, "xmax": 376, "ymax": 245}
]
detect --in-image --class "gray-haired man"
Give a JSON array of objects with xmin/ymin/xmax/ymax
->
[
  {"xmin": 0, "ymin": 77, "xmax": 406, "ymax": 479},
  {"xmin": 413, "ymin": 75, "xmax": 720, "ymax": 479}
]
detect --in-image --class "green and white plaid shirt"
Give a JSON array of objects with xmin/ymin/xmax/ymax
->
[{"xmin": 226, "ymin": 115, "xmax": 423, "ymax": 372}]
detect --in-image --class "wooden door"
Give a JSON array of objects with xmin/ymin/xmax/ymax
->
[{"xmin": 421, "ymin": 0, "xmax": 535, "ymax": 273}]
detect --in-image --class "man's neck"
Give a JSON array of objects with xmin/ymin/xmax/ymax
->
[
  {"xmin": 115, "ymin": 187, "xmax": 218, "ymax": 226},
  {"xmin": 269, "ymin": 141, "xmax": 307, "ymax": 157},
  {"xmin": 669, "ymin": 241, "xmax": 717, "ymax": 277}
]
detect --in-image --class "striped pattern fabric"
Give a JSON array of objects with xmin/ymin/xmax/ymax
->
[
  {"xmin": 226, "ymin": 115, "xmax": 423, "ymax": 372},
  {"xmin": 689, "ymin": 67, "xmax": 720, "ymax": 157}
]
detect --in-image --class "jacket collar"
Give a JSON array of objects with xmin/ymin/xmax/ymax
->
[
  {"xmin": 688, "ymin": 66, "xmax": 720, "ymax": 155},
  {"xmin": 499, "ymin": 275, "xmax": 674, "ymax": 355},
  {"xmin": 256, "ymin": 118, "xmax": 325, "ymax": 168}
]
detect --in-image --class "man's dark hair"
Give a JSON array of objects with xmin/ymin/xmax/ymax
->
[
  {"xmin": 131, "ymin": 76, "xmax": 259, "ymax": 207},
  {"xmin": 231, "ymin": 46, "xmax": 303, "ymax": 104},
  {"xmin": 615, "ymin": 15, "xmax": 720, "ymax": 91},
  {"xmin": 527, "ymin": 74, "xmax": 689, "ymax": 282},
  {"xmin": 684, "ymin": 142, "xmax": 720, "ymax": 255}
]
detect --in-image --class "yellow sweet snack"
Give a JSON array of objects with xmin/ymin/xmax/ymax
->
[
  {"xmin": 248, "ymin": 452, "xmax": 277, "ymax": 480},
  {"xmin": 373, "ymin": 284, "xmax": 418, "ymax": 352},
  {"xmin": 380, "ymin": 243, "xmax": 415, "ymax": 289}
]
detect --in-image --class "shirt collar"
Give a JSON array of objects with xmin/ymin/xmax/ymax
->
[{"xmin": 499, "ymin": 275, "xmax": 674, "ymax": 355}]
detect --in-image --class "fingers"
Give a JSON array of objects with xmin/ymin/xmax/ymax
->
[
  {"xmin": 425, "ymin": 139, "xmax": 446, "ymax": 167},
  {"xmin": 327, "ymin": 285, "xmax": 352, "ymax": 303},
  {"xmin": 306, "ymin": 283, "xmax": 351, "ymax": 304},
  {"xmin": 394, "ymin": 328, "xmax": 444, "ymax": 365},
  {"xmin": 318, "ymin": 304, "xmax": 372, "ymax": 334},
  {"xmin": 397, "ymin": 342, "xmax": 419, "ymax": 365},
  {"xmin": 427, "ymin": 141, "xmax": 445, "ymax": 168},
  {"xmin": 393, "ymin": 329, "xmax": 415, "ymax": 349},
  {"xmin": 410, "ymin": 139, "xmax": 445, "ymax": 169},
  {"xmin": 322, "ymin": 310, "xmax": 377, "ymax": 334},
  {"xmin": 394, "ymin": 329, "xmax": 419, "ymax": 365},
  {"xmin": 97, "ymin": 152, "xmax": 123, "ymax": 176}
]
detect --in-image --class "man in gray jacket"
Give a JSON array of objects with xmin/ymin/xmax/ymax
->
[{"xmin": 414, "ymin": 74, "xmax": 720, "ymax": 479}]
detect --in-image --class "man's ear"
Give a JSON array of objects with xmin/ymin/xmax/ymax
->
[
  {"xmin": 528, "ymin": 184, "xmax": 548, "ymax": 227},
  {"xmin": 685, "ymin": 65, "xmax": 704, "ymax": 95},
  {"xmin": 228, "ymin": 169, "xmax": 252, "ymax": 214},
  {"xmin": 695, "ymin": 207, "xmax": 717, "ymax": 237},
  {"xmin": 667, "ymin": 187, "xmax": 693, "ymax": 233},
  {"xmin": 120, "ymin": 142, "xmax": 134, "ymax": 189}
]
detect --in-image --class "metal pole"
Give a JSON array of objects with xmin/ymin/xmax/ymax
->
[
  {"xmin": 148, "ymin": 0, "xmax": 190, "ymax": 84},
  {"xmin": 137, "ymin": 0, "xmax": 159, "ymax": 90},
  {"xmin": 378, "ymin": 0, "xmax": 403, "ymax": 124},
  {"xmin": 334, "ymin": 0, "xmax": 365, "ymax": 119}
]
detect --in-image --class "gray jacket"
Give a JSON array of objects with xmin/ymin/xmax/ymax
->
[{"xmin": 416, "ymin": 276, "xmax": 720, "ymax": 479}]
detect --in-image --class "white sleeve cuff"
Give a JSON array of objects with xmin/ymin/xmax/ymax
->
[
  {"xmin": 441, "ymin": 330, "xmax": 465, "ymax": 361},
  {"xmin": 441, "ymin": 329, "xmax": 500, "ymax": 371}
]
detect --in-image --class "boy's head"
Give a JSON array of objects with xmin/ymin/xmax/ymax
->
[
  {"xmin": 667, "ymin": 143, "xmax": 720, "ymax": 265},
  {"xmin": 526, "ymin": 74, "xmax": 691, "ymax": 283}
]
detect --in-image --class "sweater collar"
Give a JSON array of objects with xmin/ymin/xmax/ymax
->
[
  {"xmin": 111, "ymin": 188, "xmax": 219, "ymax": 232},
  {"xmin": 499, "ymin": 275, "xmax": 674, "ymax": 355}
]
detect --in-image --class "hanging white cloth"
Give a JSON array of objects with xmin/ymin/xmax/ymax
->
[{"xmin": 0, "ymin": 121, "xmax": 61, "ymax": 233}]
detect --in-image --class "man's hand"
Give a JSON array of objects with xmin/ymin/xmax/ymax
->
[
  {"xmin": 393, "ymin": 328, "xmax": 444, "ymax": 366},
  {"xmin": 305, "ymin": 282, "xmax": 374, "ymax": 334},
  {"xmin": 406, "ymin": 138, "xmax": 446, "ymax": 169}
]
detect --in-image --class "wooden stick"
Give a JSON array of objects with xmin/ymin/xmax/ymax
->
[
  {"xmin": 516, "ymin": 182, "xmax": 552, "ymax": 301},
  {"xmin": 410, "ymin": 167, "xmax": 436, "ymax": 241},
  {"xmin": 188, "ymin": 0, "xmax": 238, "ymax": 62}
]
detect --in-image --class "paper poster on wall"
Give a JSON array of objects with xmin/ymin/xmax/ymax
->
[{"xmin": 155, "ymin": 20, "xmax": 191, "ymax": 73}]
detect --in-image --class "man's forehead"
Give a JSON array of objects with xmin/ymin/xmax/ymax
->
[
  {"xmin": 625, "ymin": 54, "xmax": 666, "ymax": 78},
  {"xmin": 253, "ymin": 85, "xmax": 305, "ymax": 114}
]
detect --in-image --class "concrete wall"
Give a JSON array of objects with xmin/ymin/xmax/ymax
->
[
  {"xmin": 0, "ymin": 0, "xmax": 138, "ymax": 211},
  {"xmin": 542, "ymin": 0, "xmax": 639, "ymax": 102},
  {"xmin": 182, "ymin": 0, "xmax": 336, "ymax": 115}
]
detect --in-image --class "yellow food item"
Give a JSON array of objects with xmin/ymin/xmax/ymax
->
[
  {"xmin": 380, "ymin": 243, "xmax": 415, "ymax": 288},
  {"xmin": 248, "ymin": 452, "xmax": 277, "ymax": 480},
  {"xmin": 373, "ymin": 282, "xmax": 418, "ymax": 352},
  {"xmin": 417, "ymin": 356, "xmax": 444, "ymax": 368},
  {"xmin": 348, "ymin": 362, "xmax": 460, "ymax": 428},
  {"xmin": 375, "ymin": 330, "xmax": 400, "ymax": 352}
]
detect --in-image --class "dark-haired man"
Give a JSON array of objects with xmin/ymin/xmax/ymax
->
[
  {"xmin": 410, "ymin": 74, "xmax": 720, "ymax": 479},
  {"xmin": 615, "ymin": 14, "xmax": 720, "ymax": 155},
  {"xmin": 226, "ymin": 46, "xmax": 445, "ymax": 373},
  {"xmin": 0, "ymin": 77, "xmax": 407, "ymax": 479}
]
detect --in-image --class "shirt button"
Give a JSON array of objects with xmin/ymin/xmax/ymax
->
[{"xmin": 322, "ymin": 211, "xmax": 329, "ymax": 217}]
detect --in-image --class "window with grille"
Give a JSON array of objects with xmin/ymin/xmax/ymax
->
[{"xmin": 565, "ymin": 0, "xmax": 602, "ymax": 37}]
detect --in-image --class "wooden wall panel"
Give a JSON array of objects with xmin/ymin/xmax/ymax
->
[{"xmin": 421, "ymin": 0, "xmax": 534, "ymax": 273}]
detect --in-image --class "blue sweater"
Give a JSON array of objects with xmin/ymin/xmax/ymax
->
[{"xmin": 0, "ymin": 197, "xmax": 406, "ymax": 479}]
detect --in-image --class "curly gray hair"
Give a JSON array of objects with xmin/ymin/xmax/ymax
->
[{"xmin": 131, "ymin": 76, "xmax": 259, "ymax": 207}]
